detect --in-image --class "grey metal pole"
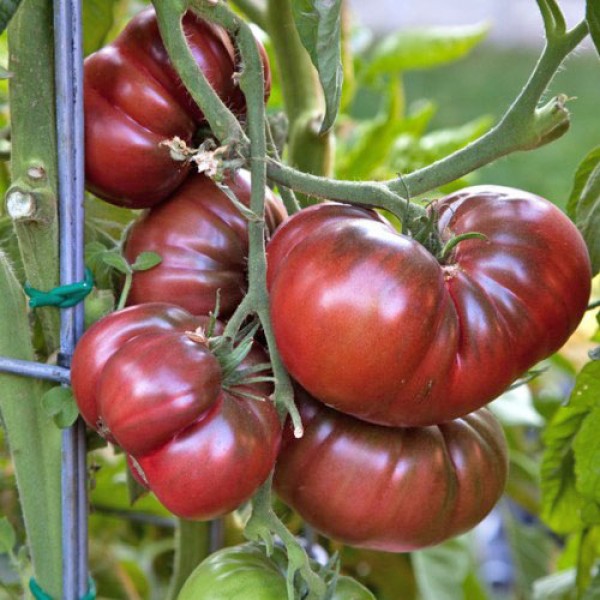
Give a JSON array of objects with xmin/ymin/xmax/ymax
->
[
  {"xmin": 53, "ymin": 0, "xmax": 88, "ymax": 597},
  {"xmin": 0, "ymin": 358, "xmax": 71, "ymax": 385}
]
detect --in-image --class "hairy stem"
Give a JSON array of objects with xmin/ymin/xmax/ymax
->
[
  {"xmin": 166, "ymin": 520, "xmax": 212, "ymax": 600},
  {"xmin": 0, "ymin": 254, "xmax": 62, "ymax": 598},
  {"xmin": 7, "ymin": 0, "xmax": 60, "ymax": 355},
  {"xmin": 265, "ymin": 0, "xmax": 334, "ymax": 188}
]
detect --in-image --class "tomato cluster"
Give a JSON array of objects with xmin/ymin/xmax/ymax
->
[{"xmin": 75, "ymin": 4, "xmax": 593, "ymax": 596}]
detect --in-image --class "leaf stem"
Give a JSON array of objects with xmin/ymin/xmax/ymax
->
[{"xmin": 230, "ymin": 0, "xmax": 267, "ymax": 31}]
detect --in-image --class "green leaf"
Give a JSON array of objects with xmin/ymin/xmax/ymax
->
[
  {"xmin": 489, "ymin": 385, "xmax": 544, "ymax": 428},
  {"xmin": 574, "ymin": 408, "xmax": 600, "ymax": 524},
  {"xmin": 292, "ymin": 0, "xmax": 343, "ymax": 133},
  {"xmin": 533, "ymin": 569, "xmax": 576, "ymax": 600},
  {"xmin": 41, "ymin": 386, "xmax": 80, "ymax": 429},
  {"xmin": 0, "ymin": 517, "xmax": 16, "ymax": 554},
  {"xmin": 101, "ymin": 251, "xmax": 132, "ymax": 275},
  {"xmin": 412, "ymin": 537, "xmax": 475, "ymax": 600},
  {"xmin": 365, "ymin": 23, "xmax": 489, "ymax": 78},
  {"xmin": 0, "ymin": 0, "xmax": 22, "ymax": 35},
  {"xmin": 582, "ymin": 569, "xmax": 600, "ymax": 600},
  {"xmin": 587, "ymin": 1, "xmax": 600, "ymax": 59},
  {"xmin": 567, "ymin": 148, "xmax": 600, "ymax": 276},
  {"xmin": 541, "ymin": 362, "xmax": 600, "ymax": 533},
  {"xmin": 131, "ymin": 251, "xmax": 162, "ymax": 272},
  {"xmin": 567, "ymin": 147, "xmax": 600, "ymax": 219},
  {"xmin": 82, "ymin": 0, "xmax": 119, "ymax": 56}
]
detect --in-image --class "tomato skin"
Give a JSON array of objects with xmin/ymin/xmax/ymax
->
[
  {"xmin": 71, "ymin": 303, "xmax": 281, "ymax": 520},
  {"xmin": 84, "ymin": 8, "xmax": 270, "ymax": 209},
  {"xmin": 274, "ymin": 391, "xmax": 508, "ymax": 552},
  {"xmin": 177, "ymin": 543, "xmax": 376, "ymax": 600},
  {"xmin": 267, "ymin": 187, "xmax": 592, "ymax": 427},
  {"xmin": 124, "ymin": 170, "xmax": 287, "ymax": 317}
]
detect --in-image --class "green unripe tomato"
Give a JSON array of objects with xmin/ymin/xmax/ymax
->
[{"xmin": 177, "ymin": 544, "xmax": 375, "ymax": 600}]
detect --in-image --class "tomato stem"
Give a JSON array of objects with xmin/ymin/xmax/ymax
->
[{"xmin": 439, "ymin": 232, "xmax": 488, "ymax": 263}]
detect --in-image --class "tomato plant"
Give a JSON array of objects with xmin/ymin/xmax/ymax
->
[
  {"xmin": 177, "ymin": 543, "xmax": 376, "ymax": 600},
  {"xmin": 274, "ymin": 390, "xmax": 508, "ymax": 552},
  {"xmin": 84, "ymin": 7, "xmax": 270, "ymax": 209},
  {"xmin": 71, "ymin": 302, "xmax": 281, "ymax": 519},
  {"xmin": 267, "ymin": 186, "xmax": 592, "ymax": 427},
  {"xmin": 124, "ymin": 170, "xmax": 286, "ymax": 317}
]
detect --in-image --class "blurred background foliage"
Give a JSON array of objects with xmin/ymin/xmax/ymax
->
[{"xmin": 0, "ymin": 0, "xmax": 599, "ymax": 599}]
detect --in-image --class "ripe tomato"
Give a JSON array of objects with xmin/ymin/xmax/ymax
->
[
  {"xmin": 71, "ymin": 303, "xmax": 281, "ymax": 519},
  {"xmin": 84, "ymin": 8, "xmax": 270, "ymax": 208},
  {"xmin": 274, "ymin": 391, "xmax": 508, "ymax": 552},
  {"xmin": 177, "ymin": 543, "xmax": 376, "ymax": 600},
  {"xmin": 124, "ymin": 170, "xmax": 287, "ymax": 317},
  {"xmin": 267, "ymin": 186, "xmax": 592, "ymax": 427}
]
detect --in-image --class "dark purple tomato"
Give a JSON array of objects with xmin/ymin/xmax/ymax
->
[
  {"xmin": 124, "ymin": 170, "xmax": 286, "ymax": 317},
  {"xmin": 274, "ymin": 390, "xmax": 508, "ymax": 552},
  {"xmin": 267, "ymin": 187, "xmax": 591, "ymax": 427}
]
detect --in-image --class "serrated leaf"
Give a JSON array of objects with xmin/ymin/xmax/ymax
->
[
  {"xmin": 365, "ymin": 22, "xmax": 489, "ymax": 78},
  {"xmin": 541, "ymin": 362, "xmax": 600, "ymax": 533},
  {"xmin": 0, "ymin": 517, "xmax": 16, "ymax": 554},
  {"xmin": 587, "ymin": 1, "xmax": 600, "ymax": 59},
  {"xmin": 412, "ymin": 537, "xmax": 473, "ymax": 600},
  {"xmin": 489, "ymin": 384, "xmax": 544, "ymax": 428},
  {"xmin": 567, "ymin": 147, "xmax": 600, "ymax": 219},
  {"xmin": 567, "ymin": 150, "xmax": 600, "ymax": 276},
  {"xmin": 582, "ymin": 569, "xmax": 600, "ymax": 600},
  {"xmin": 573, "ymin": 364, "xmax": 600, "ymax": 523},
  {"xmin": 533, "ymin": 569, "xmax": 576, "ymax": 600},
  {"xmin": 101, "ymin": 251, "xmax": 132, "ymax": 275},
  {"xmin": 0, "ymin": 0, "xmax": 22, "ymax": 35},
  {"xmin": 292, "ymin": 0, "xmax": 343, "ymax": 133},
  {"xmin": 82, "ymin": 0, "xmax": 119, "ymax": 56},
  {"xmin": 41, "ymin": 386, "xmax": 80, "ymax": 429},
  {"xmin": 131, "ymin": 251, "xmax": 162, "ymax": 272}
]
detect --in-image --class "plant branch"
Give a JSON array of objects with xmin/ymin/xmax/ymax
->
[
  {"xmin": 388, "ymin": 19, "xmax": 589, "ymax": 197},
  {"xmin": 152, "ymin": 0, "xmax": 247, "ymax": 148},
  {"xmin": 166, "ymin": 520, "xmax": 211, "ymax": 600}
]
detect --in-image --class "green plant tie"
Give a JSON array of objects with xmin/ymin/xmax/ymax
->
[
  {"xmin": 29, "ymin": 576, "xmax": 96, "ymax": 600},
  {"xmin": 24, "ymin": 268, "xmax": 94, "ymax": 308}
]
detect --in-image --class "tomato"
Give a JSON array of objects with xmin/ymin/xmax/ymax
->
[
  {"xmin": 177, "ymin": 543, "xmax": 376, "ymax": 600},
  {"xmin": 71, "ymin": 303, "xmax": 281, "ymax": 519},
  {"xmin": 267, "ymin": 186, "xmax": 592, "ymax": 427},
  {"xmin": 84, "ymin": 8, "xmax": 271, "ymax": 209},
  {"xmin": 124, "ymin": 170, "xmax": 287, "ymax": 317},
  {"xmin": 274, "ymin": 390, "xmax": 508, "ymax": 552}
]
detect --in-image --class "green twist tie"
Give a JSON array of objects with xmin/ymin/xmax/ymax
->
[
  {"xmin": 29, "ymin": 576, "xmax": 96, "ymax": 600},
  {"xmin": 24, "ymin": 268, "xmax": 94, "ymax": 308}
]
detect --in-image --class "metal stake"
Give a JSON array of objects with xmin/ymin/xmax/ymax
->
[{"xmin": 53, "ymin": 0, "xmax": 88, "ymax": 597}]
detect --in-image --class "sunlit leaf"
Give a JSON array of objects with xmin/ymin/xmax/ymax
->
[
  {"xmin": 0, "ymin": 517, "xmax": 16, "ymax": 554},
  {"xmin": 541, "ymin": 362, "xmax": 600, "ymax": 533},
  {"xmin": 83, "ymin": 0, "xmax": 119, "ymax": 56},
  {"xmin": 292, "ymin": 0, "xmax": 343, "ymax": 133},
  {"xmin": 41, "ymin": 386, "xmax": 79, "ymax": 429},
  {"xmin": 587, "ymin": 0, "xmax": 600, "ymax": 59},
  {"xmin": 364, "ymin": 23, "xmax": 489, "ymax": 78},
  {"xmin": 567, "ymin": 147, "xmax": 600, "ymax": 275}
]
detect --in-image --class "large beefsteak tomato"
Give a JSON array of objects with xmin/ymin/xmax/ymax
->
[
  {"xmin": 84, "ymin": 8, "xmax": 270, "ymax": 208},
  {"xmin": 71, "ymin": 303, "xmax": 281, "ymax": 519},
  {"xmin": 267, "ymin": 186, "xmax": 591, "ymax": 426},
  {"xmin": 274, "ymin": 390, "xmax": 508, "ymax": 552},
  {"xmin": 123, "ymin": 170, "xmax": 286, "ymax": 317}
]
